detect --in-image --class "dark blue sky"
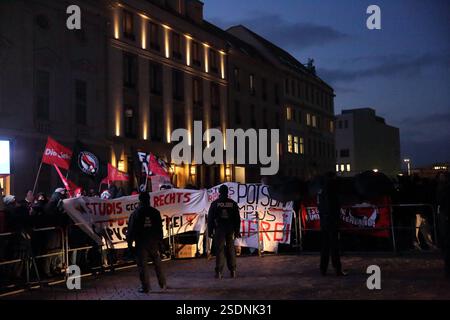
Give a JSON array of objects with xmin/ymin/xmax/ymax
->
[{"xmin": 204, "ymin": 0, "xmax": 450, "ymax": 167}]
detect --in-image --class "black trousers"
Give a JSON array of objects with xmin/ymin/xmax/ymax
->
[
  {"xmin": 136, "ymin": 243, "xmax": 166, "ymax": 290},
  {"xmin": 214, "ymin": 230, "xmax": 236, "ymax": 273},
  {"xmin": 320, "ymin": 228, "xmax": 342, "ymax": 273}
]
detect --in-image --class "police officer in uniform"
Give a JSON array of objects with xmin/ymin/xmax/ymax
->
[
  {"xmin": 127, "ymin": 192, "xmax": 167, "ymax": 293},
  {"xmin": 208, "ymin": 185, "xmax": 241, "ymax": 279},
  {"xmin": 318, "ymin": 172, "xmax": 347, "ymax": 276}
]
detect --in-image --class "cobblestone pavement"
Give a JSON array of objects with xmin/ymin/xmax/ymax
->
[{"xmin": 3, "ymin": 253, "xmax": 450, "ymax": 300}]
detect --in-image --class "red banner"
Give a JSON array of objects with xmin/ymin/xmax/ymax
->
[
  {"xmin": 300, "ymin": 199, "xmax": 392, "ymax": 238},
  {"xmin": 101, "ymin": 163, "xmax": 129, "ymax": 184},
  {"xmin": 42, "ymin": 137, "xmax": 73, "ymax": 170},
  {"xmin": 53, "ymin": 164, "xmax": 81, "ymax": 197}
]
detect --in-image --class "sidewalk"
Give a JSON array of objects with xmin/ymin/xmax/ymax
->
[{"xmin": 3, "ymin": 253, "xmax": 450, "ymax": 300}]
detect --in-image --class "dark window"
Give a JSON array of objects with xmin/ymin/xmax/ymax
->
[
  {"xmin": 233, "ymin": 67, "xmax": 240, "ymax": 91},
  {"xmin": 297, "ymin": 81, "xmax": 301, "ymax": 98},
  {"xmin": 122, "ymin": 10, "xmax": 134, "ymax": 40},
  {"xmin": 192, "ymin": 41, "xmax": 201, "ymax": 67},
  {"xmin": 338, "ymin": 120, "xmax": 342, "ymax": 129},
  {"xmin": 172, "ymin": 32, "xmax": 182, "ymax": 60},
  {"xmin": 149, "ymin": 62, "xmax": 162, "ymax": 95},
  {"xmin": 75, "ymin": 80, "xmax": 87, "ymax": 125},
  {"xmin": 344, "ymin": 120, "xmax": 348, "ymax": 128},
  {"xmin": 263, "ymin": 108, "xmax": 268, "ymax": 128},
  {"xmin": 250, "ymin": 105, "xmax": 256, "ymax": 127},
  {"xmin": 291, "ymin": 79, "xmax": 295, "ymax": 96},
  {"xmin": 211, "ymin": 83, "xmax": 220, "ymax": 109},
  {"xmin": 123, "ymin": 53, "xmax": 137, "ymax": 88},
  {"xmin": 211, "ymin": 83, "xmax": 220, "ymax": 128},
  {"xmin": 149, "ymin": 22, "xmax": 160, "ymax": 51},
  {"xmin": 297, "ymin": 110, "xmax": 302, "ymax": 124},
  {"xmin": 285, "ymin": 78, "xmax": 289, "ymax": 94},
  {"xmin": 340, "ymin": 149, "xmax": 350, "ymax": 158},
  {"xmin": 124, "ymin": 105, "xmax": 137, "ymax": 138},
  {"xmin": 274, "ymin": 84, "xmax": 280, "ymax": 105},
  {"xmin": 150, "ymin": 108, "xmax": 163, "ymax": 141},
  {"xmin": 193, "ymin": 78, "xmax": 202, "ymax": 106},
  {"xmin": 36, "ymin": 70, "xmax": 50, "ymax": 120},
  {"xmin": 275, "ymin": 112, "xmax": 280, "ymax": 129},
  {"xmin": 209, "ymin": 49, "xmax": 218, "ymax": 73},
  {"xmin": 234, "ymin": 100, "xmax": 241, "ymax": 125},
  {"xmin": 262, "ymin": 78, "xmax": 267, "ymax": 101},
  {"xmin": 172, "ymin": 69, "xmax": 184, "ymax": 101},
  {"xmin": 249, "ymin": 74, "xmax": 255, "ymax": 95}
]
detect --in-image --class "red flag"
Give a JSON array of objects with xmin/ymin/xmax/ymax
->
[
  {"xmin": 42, "ymin": 137, "xmax": 73, "ymax": 170},
  {"xmin": 101, "ymin": 163, "xmax": 129, "ymax": 184},
  {"xmin": 148, "ymin": 153, "xmax": 169, "ymax": 178},
  {"xmin": 53, "ymin": 164, "xmax": 81, "ymax": 197}
]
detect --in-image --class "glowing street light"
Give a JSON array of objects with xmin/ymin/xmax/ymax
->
[{"xmin": 403, "ymin": 158, "xmax": 411, "ymax": 176}]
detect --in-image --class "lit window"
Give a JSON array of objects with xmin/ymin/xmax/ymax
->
[
  {"xmin": 286, "ymin": 107, "xmax": 293, "ymax": 120},
  {"xmin": 287, "ymin": 134, "xmax": 293, "ymax": 153},
  {"xmin": 299, "ymin": 137, "xmax": 304, "ymax": 154},
  {"xmin": 330, "ymin": 120, "xmax": 334, "ymax": 133},
  {"xmin": 306, "ymin": 113, "xmax": 311, "ymax": 126},
  {"xmin": 336, "ymin": 164, "xmax": 339, "ymax": 172},
  {"xmin": 249, "ymin": 74, "xmax": 255, "ymax": 95},
  {"xmin": 346, "ymin": 164, "xmax": 351, "ymax": 172},
  {"xmin": 340, "ymin": 164, "xmax": 345, "ymax": 172},
  {"xmin": 312, "ymin": 115, "xmax": 317, "ymax": 128},
  {"xmin": 294, "ymin": 136, "xmax": 299, "ymax": 154}
]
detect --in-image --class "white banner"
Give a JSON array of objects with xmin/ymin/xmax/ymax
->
[
  {"xmin": 63, "ymin": 183, "xmax": 294, "ymax": 253},
  {"xmin": 207, "ymin": 183, "xmax": 294, "ymax": 252}
]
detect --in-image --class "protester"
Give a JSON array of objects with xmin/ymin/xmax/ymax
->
[
  {"xmin": 207, "ymin": 184, "xmax": 241, "ymax": 279},
  {"xmin": 40, "ymin": 188, "xmax": 67, "ymax": 278},
  {"xmin": 318, "ymin": 172, "xmax": 347, "ymax": 276},
  {"xmin": 436, "ymin": 172, "xmax": 450, "ymax": 278},
  {"xmin": 127, "ymin": 192, "xmax": 167, "ymax": 293},
  {"xmin": 3, "ymin": 194, "xmax": 32, "ymax": 280}
]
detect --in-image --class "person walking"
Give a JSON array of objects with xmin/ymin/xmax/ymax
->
[
  {"xmin": 318, "ymin": 172, "xmax": 347, "ymax": 276},
  {"xmin": 207, "ymin": 184, "xmax": 241, "ymax": 279},
  {"xmin": 127, "ymin": 192, "xmax": 167, "ymax": 293}
]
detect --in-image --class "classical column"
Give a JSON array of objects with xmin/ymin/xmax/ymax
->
[
  {"xmin": 162, "ymin": 65, "xmax": 173, "ymax": 143},
  {"xmin": 108, "ymin": 46, "xmax": 123, "ymax": 137},
  {"xmin": 184, "ymin": 72, "xmax": 193, "ymax": 146},
  {"xmin": 138, "ymin": 56, "xmax": 149, "ymax": 140}
]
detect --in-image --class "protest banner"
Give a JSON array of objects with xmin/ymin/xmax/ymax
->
[{"xmin": 300, "ymin": 199, "xmax": 392, "ymax": 238}]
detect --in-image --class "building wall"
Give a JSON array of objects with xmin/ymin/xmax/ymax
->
[
  {"xmin": 227, "ymin": 26, "xmax": 336, "ymax": 180},
  {"xmin": 336, "ymin": 108, "xmax": 401, "ymax": 177},
  {"xmin": 0, "ymin": 0, "xmax": 109, "ymax": 197},
  {"xmin": 107, "ymin": 0, "xmax": 228, "ymax": 189}
]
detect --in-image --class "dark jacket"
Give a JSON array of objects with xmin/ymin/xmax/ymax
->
[
  {"xmin": 127, "ymin": 205, "xmax": 163, "ymax": 247},
  {"xmin": 207, "ymin": 196, "xmax": 241, "ymax": 235},
  {"xmin": 318, "ymin": 178, "xmax": 341, "ymax": 230}
]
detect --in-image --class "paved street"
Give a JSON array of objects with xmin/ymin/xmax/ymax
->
[{"xmin": 3, "ymin": 253, "xmax": 450, "ymax": 300}]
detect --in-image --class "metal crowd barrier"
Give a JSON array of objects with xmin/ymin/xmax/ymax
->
[{"xmin": 297, "ymin": 203, "xmax": 439, "ymax": 253}]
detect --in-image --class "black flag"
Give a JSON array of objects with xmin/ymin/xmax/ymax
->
[{"xmin": 70, "ymin": 141, "xmax": 107, "ymax": 184}]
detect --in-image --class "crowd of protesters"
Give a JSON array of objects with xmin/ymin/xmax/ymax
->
[
  {"xmin": 1, "ymin": 171, "xmax": 449, "ymax": 285},
  {"xmin": 0, "ymin": 184, "xmax": 139, "ymax": 285}
]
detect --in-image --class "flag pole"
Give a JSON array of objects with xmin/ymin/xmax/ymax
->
[{"xmin": 32, "ymin": 161, "xmax": 43, "ymax": 195}]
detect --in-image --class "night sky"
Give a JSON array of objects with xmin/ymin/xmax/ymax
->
[{"xmin": 204, "ymin": 0, "xmax": 450, "ymax": 167}]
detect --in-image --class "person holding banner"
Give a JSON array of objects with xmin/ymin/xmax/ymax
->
[
  {"xmin": 127, "ymin": 192, "xmax": 167, "ymax": 293},
  {"xmin": 208, "ymin": 185, "xmax": 241, "ymax": 279},
  {"xmin": 318, "ymin": 173, "xmax": 347, "ymax": 277}
]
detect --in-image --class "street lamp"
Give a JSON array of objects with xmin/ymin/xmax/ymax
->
[{"xmin": 403, "ymin": 158, "xmax": 411, "ymax": 176}]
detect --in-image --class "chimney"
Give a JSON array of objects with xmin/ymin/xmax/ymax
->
[{"xmin": 186, "ymin": 0, "xmax": 203, "ymax": 23}]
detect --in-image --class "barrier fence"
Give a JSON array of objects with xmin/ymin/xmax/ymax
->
[{"xmin": 0, "ymin": 203, "xmax": 441, "ymax": 295}]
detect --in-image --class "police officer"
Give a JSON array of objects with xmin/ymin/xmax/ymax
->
[
  {"xmin": 127, "ymin": 192, "xmax": 167, "ymax": 293},
  {"xmin": 208, "ymin": 185, "xmax": 241, "ymax": 279},
  {"xmin": 318, "ymin": 172, "xmax": 347, "ymax": 276}
]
